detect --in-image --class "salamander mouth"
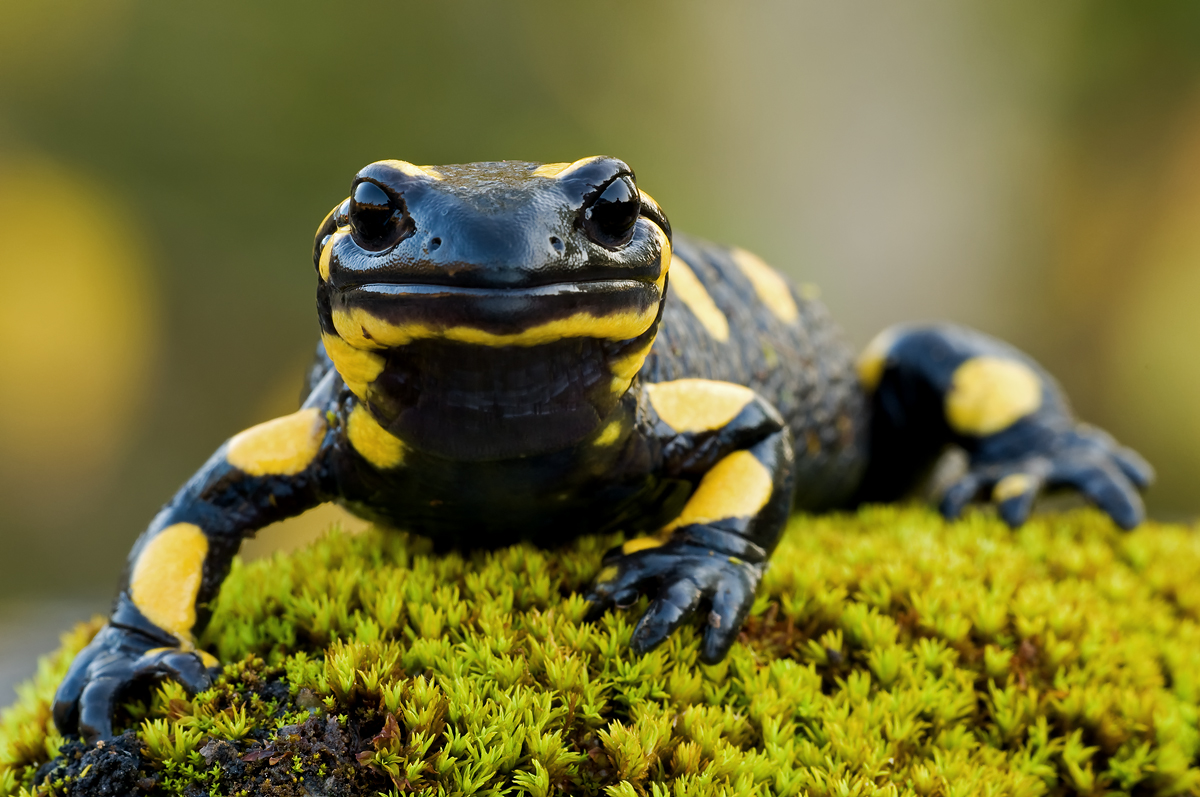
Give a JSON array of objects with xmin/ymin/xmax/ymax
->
[
  {"xmin": 340, "ymin": 278, "xmax": 650, "ymax": 300},
  {"xmin": 330, "ymin": 277, "xmax": 664, "ymax": 349}
]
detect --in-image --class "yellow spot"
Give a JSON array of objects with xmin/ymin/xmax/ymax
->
[
  {"xmin": 347, "ymin": 404, "xmax": 406, "ymax": 469},
  {"xmin": 377, "ymin": 159, "xmax": 442, "ymax": 180},
  {"xmin": 646, "ymin": 379, "xmax": 757, "ymax": 433},
  {"xmin": 664, "ymin": 450, "xmax": 774, "ymax": 531},
  {"xmin": 857, "ymin": 328, "xmax": 898, "ymax": 392},
  {"xmin": 595, "ymin": 565, "xmax": 619, "ymax": 584},
  {"xmin": 318, "ymin": 229, "xmax": 347, "ymax": 282},
  {"xmin": 730, "ymin": 247, "xmax": 799, "ymax": 324},
  {"xmin": 622, "ymin": 536, "xmax": 666, "ymax": 554},
  {"xmin": 322, "ymin": 332, "xmax": 386, "ymax": 401},
  {"xmin": 333, "ymin": 304, "xmax": 660, "ymax": 350},
  {"xmin": 594, "ymin": 418, "xmax": 624, "ymax": 447},
  {"xmin": 993, "ymin": 473, "xmax": 1037, "ymax": 503},
  {"xmin": 197, "ymin": 649, "xmax": 220, "ymax": 668},
  {"xmin": 130, "ymin": 523, "xmax": 209, "ymax": 643},
  {"xmin": 532, "ymin": 162, "xmax": 572, "ymax": 178},
  {"xmin": 669, "ymin": 256, "xmax": 729, "ymax": 341},
  {"xmin": 945, "ymin": 356, "xmax": 1043, "ymax": 436},
  {"xmin": 226, "ymin": 408, "xmax": 326, "ymax": 477}
]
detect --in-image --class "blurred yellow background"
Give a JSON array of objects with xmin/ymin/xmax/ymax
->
[{"xmin": 2, "ymin": 0, "xmax": 1200, "ymax": 613}]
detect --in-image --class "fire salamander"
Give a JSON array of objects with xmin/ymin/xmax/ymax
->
[{"xmin": 54, "ymin": 156, "xmax": 1154, "ymax": 741}]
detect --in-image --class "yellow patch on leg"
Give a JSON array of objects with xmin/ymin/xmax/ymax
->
[
  {"xmin": 130, "ymin": 523, "xmax": 209, "ymax": 643},
  {"xmin": 622, "ymin": 536, "xmax": 666, "ymax": 555},
  {"xmin": 322, "ymin": 332, "xmax": 386, "ymax": 401},
  {"xmin": 945, "ymin": 357, "xmax": 1043, "ymax": 437},
  {"xmin": 664, "ymin": 450, "xmax": 775, "ymax": 531},
  {"xmin": 669, "ymin": 256, "xmax": 729, "ymax": 341},
  {"xmin": 226, "ymin": 408, "xmax": 327, "ymax": 477},
  {"xmin": 992, "ymin": 473, "xmax": 1037, "ymax": 503},
  {"xmin": 856, "ymin": 328, "xmax": 898, "ymax": 393},
  {"xmin": 347, "ymin": 404, "xmax": 406, "ymax": 469},
  {"xmin": 646, "ymin": 379, "xmax": 756, "ymax": 433},
  {"xmin": 730, "ymin": 247, "xmax": 799, "ymax": 324}
]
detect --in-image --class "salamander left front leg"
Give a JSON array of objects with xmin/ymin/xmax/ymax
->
[
  {"xmin": 856, "ymin": 324, "xmax": 1154, "ymax": 528},
  {"xmin": 586, "ymin": 381, "xmax": 794, "ymax": 663}
]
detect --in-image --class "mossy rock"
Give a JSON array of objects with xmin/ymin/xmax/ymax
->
[{"xmin": 3, "ymin": 506, "xmax": 1200, "ymax": 797}]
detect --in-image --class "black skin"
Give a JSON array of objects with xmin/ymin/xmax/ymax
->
[{"xmin": 53, "ymin": 157, "xmax": 1152, "ymax": 742}]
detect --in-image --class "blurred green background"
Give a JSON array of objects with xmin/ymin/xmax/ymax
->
[{"xmin": 3, "ymin": 1, "xmax": 1200, "ymax": 683}]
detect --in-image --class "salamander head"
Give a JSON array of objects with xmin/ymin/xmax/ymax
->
[{"xmin": 313, "ymin": 156, "xmax": 672, "ymax": 460}]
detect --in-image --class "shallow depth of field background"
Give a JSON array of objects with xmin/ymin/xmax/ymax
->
[{"xmin": 3, "ymin": 1, "xmax": 1200, "ymax": 695}]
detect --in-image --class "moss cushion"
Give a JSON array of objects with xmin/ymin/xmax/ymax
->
[{"xmin": 2, "ymin": 506, "xmax": 1200, "ymax": 796}]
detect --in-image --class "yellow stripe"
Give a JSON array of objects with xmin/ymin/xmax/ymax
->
[
  {"xmin": 226, "ymin": 408, "xmax": 326, "ymax": 477},
  {"xmin": 663, "ymin": 450, "xmax": 774, "ymax": 531},
  {"xmin": 945, "ymin": 356, "xmax": 1042, "ymax": 437},
  {"xmin": 130, "ymin": 523, "xmax": 209, "ymax": 643},
  {"xmin": 322, "ymin": 332, "xmax": 385, "ymax": 401},
  {"xmin": 730, "ymin": 247, "xmax": 799, "ymax": 324},
  {"xmin": 646, "ymin": 379, "xmax": 757, "ymax": 434},
  {"xmin": 347, "ymin": 404, "xmax": 406, "ymax": 469},
  {"xmin": 856, "ymin": 328, "xmax": 898, "ymax": 393},
  {"xmin": 333, "ymin": 304, "xmax": 660, "ymax": 350},
  {"xmin": 669, "ymin": 256, "xmax": 729, "ymax": 342}
]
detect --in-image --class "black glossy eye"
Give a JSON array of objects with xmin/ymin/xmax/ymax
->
[
  {"xmin": 349, "ymin": 180, "xmax": 414, "ymax": 251},
  {"xmin": 582, "ymin": 176, "xmax": 640, "ymax": 249}
]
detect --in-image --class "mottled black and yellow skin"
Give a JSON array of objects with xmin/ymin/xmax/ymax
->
[{"xmin": 53, "ymin": 157, "xmax": 1153, "ymax": 742}]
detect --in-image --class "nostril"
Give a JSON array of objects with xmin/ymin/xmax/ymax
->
[
  {"xmin": 549, "ymin": 236, "xmax": 563, "ymax": 252},
  {"xmin": 429, "ymin": 237, "xmax": 442, "ymax": 251}
]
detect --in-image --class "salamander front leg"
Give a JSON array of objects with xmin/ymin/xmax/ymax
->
[
  {"xmin": 587, "ymin": 380, "xmax": 794, "ymax": 662},
  {"xmin": 53, "ymin": 406, "xmax": 335, "ymax": 741}
]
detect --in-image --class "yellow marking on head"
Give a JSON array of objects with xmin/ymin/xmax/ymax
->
[
  {"xmin": 333, "ymin": 304, "xmax": 660, "ymax": 350},
  {"xmin": 945, "ymin": 356, "xmax": 1043, "ymax": 437},
  {"xmin": 197, "ymin": 649, "xmax": 220, "ymax": 668},
  {"xmin": 535, "ymin": 156, "xmax": 606, "ymax": 180},
  {"xmin": 322, "ymin": 332, "xmax": 385, "ymax": 401},
  {"xmin": 595, "ymin": 565, "xmax": 620, "ymax": 584},
  {"xmin": 646, "ymin": 379, "xmax": 756, "ymax": 434},
  {"xmin": 992, "ymin": 473, "xmax": 1037, "ymax": 503},
  {"xmin": 532, "ymin": 162, "xmax": 572, "ymax": 178},
  {"xmin": 663, "ymin": 450, "xmax": 774, "ymax": 531},
  {"xmin": 622, "ymin": 536, "xmax": 666, "ymax": 555},
  {"xmin": 730, "ymin": 247, "xmax": 799, "ymax": 324},
  {"xmin": 130, "ymin": 523, "xmax": 209, "ymax": 643},
  {"xmin": 347, "ymin": 404, "xmax": 406, "ymax": 469},
  {"xmin": 669, "ymin": 256, "xmax": 729, "ymax": 342},
  {"xmin": 226, "ymin": 408, "xmax": 326, "ymax": 477},
  {"xmin": 594, "ymin": 418, "xmax": 624, "ymax": 447},
  {"xmin": 318, "ymin": 229, "xmax": 348, "ymax": 282},
  {"xmin": 857, "ymin": 328, "xmax": 898, "ymax": 393},
  {"xmin": 378, "ymin": 159, "xmax": 442, "ymax": 181}
]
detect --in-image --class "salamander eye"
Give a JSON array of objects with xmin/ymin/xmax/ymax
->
[
  {"xmin": 582, "ymin": 176, "xmax": 640, "ymax": 249},
  {"xmin": 349, "ymin": 180, "xmax": 414, "ymax": 251}
]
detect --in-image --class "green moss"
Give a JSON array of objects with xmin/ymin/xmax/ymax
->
[{"xmin": 3, "ymin": 506, "xmax": 1200, "ymax": 796}]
